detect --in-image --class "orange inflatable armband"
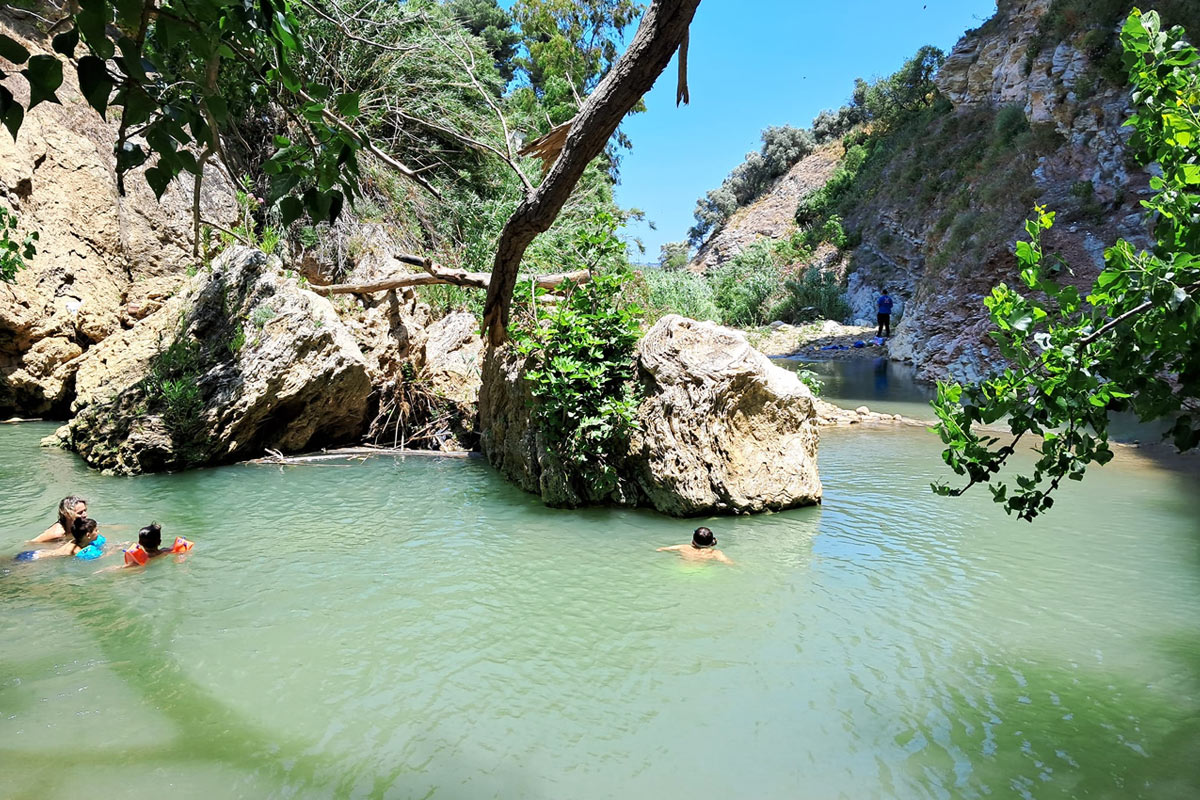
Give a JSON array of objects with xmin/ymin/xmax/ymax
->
[
  {"xmin": 170, "ymin": 537, "xmax": 194, "ymax": 554},
  {"xmin": 124, "ymin": 545, "xmax": 149, "ymax": 567}
]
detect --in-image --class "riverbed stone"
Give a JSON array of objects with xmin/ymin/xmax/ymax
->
[
  {"xmin": 63, "ymin": 247, "xmax": 372, "ymax": 473},
  {"xmin": 479, "ymin": 314, "xmax": 823, "ymax": 516}
]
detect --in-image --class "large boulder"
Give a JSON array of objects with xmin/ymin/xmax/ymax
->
[
  {"xmin": 59, "ymin": 247, "xmax": 371, "ymax": 473},
  {"xmin": 628, "ymin": 316, "xmax": 822, "ymax": 514},
  {"xmin": 479, "ymin": 315, "xmax": 822, "ymax": 516}
]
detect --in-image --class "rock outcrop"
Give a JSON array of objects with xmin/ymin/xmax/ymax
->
[
  {"xmin": 480, "ymin": 315, "xmax": 822, "ymax": 516},
  {"xmin": 847, "ymin": 0, "xmax": 1154, "ymax": 382},
  {"xmin": 627, "ymin": 316, "xmax": 822, "ymax": 514},
  {"xmin": 0, "ymin": 13, "xmax": 236, "ymax": 417},
  {"xmin": 688, "ymin": 145, "xmax": 842, "ymax": 273},
  {"xmin": 58, "ymin": 248, "xmax": 372, "ymax": 473}
]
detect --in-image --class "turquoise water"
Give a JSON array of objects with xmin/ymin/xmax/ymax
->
[{"xmin": 2, "ymin": 417, "xmax": 1199, "ymax": 799}]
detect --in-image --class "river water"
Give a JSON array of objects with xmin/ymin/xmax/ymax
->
[{"xmin": 3, "ymin": 365, "xmax": 1199, "ymax": 799}]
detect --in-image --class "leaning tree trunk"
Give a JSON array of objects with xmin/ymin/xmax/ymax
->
[{"xmin": 482, "ymin": 0, "xmax": 703, "ymax": 345}]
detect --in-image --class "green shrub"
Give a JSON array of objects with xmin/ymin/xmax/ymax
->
[
  {"xmin": 512, "ymin": 268, "xmax": 643, "ymax": 499},
  {"xmin": 993, "ymin": 105, "xmax": 1029, "ymax": 147},
  {"xmin": 141, "ymin": 327, "xmax": 207, "ymax": 463},
  {"xmin": 769, "ymin": 267, "xmax": 851, "ymax": 324},
  {"xmin": 641, "ymin": 268, "xmax": 719, "ymax": 322},
  {"xmin": 0, "ymin": 207, "xmax": 37, "ymax": 284},
  {"xmin": 796, "ymin": 369, "xmax": 825, "ymax": 395},
  {"xmin": 708, "ymin": 241, "xmax": 782, "ymax": 327},
  {"xmin": 418, "ymin": 283, "xmax": 484, "ymax": 320}
]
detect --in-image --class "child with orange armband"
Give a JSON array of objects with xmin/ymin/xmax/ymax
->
[{"xmin": 122, "ymin": 523, "xmax": 194, "ymax": 567}]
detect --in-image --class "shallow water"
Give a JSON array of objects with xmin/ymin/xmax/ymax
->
[
  {"xmin": 2, "ymin": 414, "xmax": 1199, "ymax": 798},
  {"xmin": 778, "ymin": 356, "xmax": 937, "ymax": 419}
]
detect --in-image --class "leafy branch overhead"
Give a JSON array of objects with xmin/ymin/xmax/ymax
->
[
  {"xmin": 0, "ymin": 0, "xmax": 431, "ymax": 226},
  {"xmin": 931, "ymin": 8, "xmax": 1200, "ymax": 521}
]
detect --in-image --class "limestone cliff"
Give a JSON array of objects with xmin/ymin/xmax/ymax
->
[
  {"xmin": 690, "ymin": 0, "xmax": 1173, "ymax": 383},
  {"xmin": 865, "ymin": 0, "xmax": 1152, "ymax": 382},
  {"xmin": 0, "ymin": 15, "xmax": 238, "ymax": 416}
]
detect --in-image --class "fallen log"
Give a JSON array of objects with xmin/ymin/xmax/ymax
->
[
  {"xmin": 321, "ymin": 253, "xmax": 590, "ymax": 296},
  {"xmin": 250, "ymin": 446, "xmax": 477, "ymax": 465}
]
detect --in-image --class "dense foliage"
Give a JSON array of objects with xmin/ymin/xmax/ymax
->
[
  {"xmin": 931, "ymin": 10, "xmax": 1200, "ymax": 521},
  {"xmin": 511, "ymin": 212, "xmax": 643, "ymax": 498},
  {"xmin": 657, "ymin": 240, "xmax": 690, "ymax": 270},
  {"xmin": 0, "ymin": 0, "xmax": 645, "ymax": 302},
  {"xmin": 641, "ymin": 268, "xmax": 718, "ymax": 321},
  {"xmin": 0, "ymin": 0, "xmax": 402, "ymax": 226}
]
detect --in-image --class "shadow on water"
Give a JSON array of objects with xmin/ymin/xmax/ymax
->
[
  {"xmin": 0, "ymin": 571, "xmax": 513, "ymax": 799},
  {"xmin": 899, "ymin": 633, "xmax": 1200, "ymax": 800}
]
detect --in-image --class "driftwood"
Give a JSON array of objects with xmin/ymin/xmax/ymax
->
[
  {"xmin": 483, "ymin": 0, "xmax": 702, "ymax": 345},
  {"xmin": 252, "ymin": 446, "xmax": 476, "ymax": 465},
  {"xmin": 321, "ymin": 252, "xmax": 591, "ymax": 295}
]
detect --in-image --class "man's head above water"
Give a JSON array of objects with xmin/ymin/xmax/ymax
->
[{"xmin": 692, "ymin": 526, "xmax": 716, "ymax": 549}]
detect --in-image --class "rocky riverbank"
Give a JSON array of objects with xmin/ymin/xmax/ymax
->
[{"xmin": 744, "ymin": 319, "xmax": 887, "ymax": 359}]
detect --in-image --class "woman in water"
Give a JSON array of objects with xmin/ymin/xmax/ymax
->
[
  {"xmin": 29, "ymin": 495, "xmax": 88, "ymax": 543},
  {"xmin": 657, "ymin": 526, "xmax": 732, "ymax": 564},
  {"xmin": 16, "ymin": 517, "xmax": 105, "ymax": 561}
]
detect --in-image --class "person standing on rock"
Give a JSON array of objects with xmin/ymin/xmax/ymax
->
[
  {"xmin": 876, "ymin": 289, "xmax": 894, "ymax": 338},
  {"xmin": 657, "ymin": 527, "xmax": 732, "ymax": 564}
]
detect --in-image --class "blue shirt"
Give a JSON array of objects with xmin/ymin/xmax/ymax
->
[{"xmin": 877, "ymin": 295, "xmax": 893, "ymax": 314}]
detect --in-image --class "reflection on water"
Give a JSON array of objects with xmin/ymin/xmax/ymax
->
[
  {"xmin": 2, "ymin": 421, "xmax": 1199, "ymax": 799},
  {"xmin": 777, "ymin": 356, "xmax": 937, "ymax": 419}
]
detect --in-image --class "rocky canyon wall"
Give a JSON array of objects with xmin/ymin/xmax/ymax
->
[{"xmin": 0, "ymin": 15, "xmax": 238, "ymax": 416}]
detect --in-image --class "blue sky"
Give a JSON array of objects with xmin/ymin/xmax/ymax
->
[{"xmin": 601, "ymin": 0, "xmax": 1000, "ymax": 261}]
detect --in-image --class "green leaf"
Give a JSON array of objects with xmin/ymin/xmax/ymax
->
[
  {"xmin": 0, "ymin": 85, "xmax": 22, "ymax": 140},
  {"xmin": 144, "ymin": 165, "xmax": 173, "ymax": 200},
  {"xmin": 335, "ymin": 92, "xmax": 361, "ymax": 118},
  {"xmin": 76, "ymin": 56, "xmax": 113, "ymax": 117},
  {"xmin": 116, "ymin": 85, "xmax": 156, "ymax": 126},
  {"xmin": 76, "ymin": 0, "xmax": 115, "ymax": 60},
  {"xmin": 279, "ymin": 196, "xmax": 304, "ymax": 227},
  {"xmin": 52, "ymin": 28, "xmax": 80, "ymax": 58},
  {"xmin": 23, "ymin": 55, "xmax": 63, "ymax": 109},
  {"xmin": 0, "ymin": 34, "xmax": 30, "ymax": 65},
  {"xmin": 115, "ymin": 0, "xmax": 143, "ymax": 27},
  {"xmin": 204, "ymin": 96, "xmax": 229, "ymax": 126},
  {"xmin": 115, "ymin": 141, "xmax": 147, "ymax": 173},
  {"xmin": 115, "ymin": 36, "xmax": 147, "ymax": 82}
]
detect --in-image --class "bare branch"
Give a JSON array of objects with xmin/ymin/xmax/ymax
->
[
  {"xmin": 295, "ymin": 0, "xmax": 420, "ymax": 52},
  {"xmin": 322, "ymin": 254, "xmax": 591, "ymax": 295}
]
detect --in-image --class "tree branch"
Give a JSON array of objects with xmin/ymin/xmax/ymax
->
[
  {"xmin": 321, "ymin": 254, "xmax": 590, "ymax": 295},
  {"xmin": 482, "ymin": 0, "xmax": 702, "ymax": 345}
]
